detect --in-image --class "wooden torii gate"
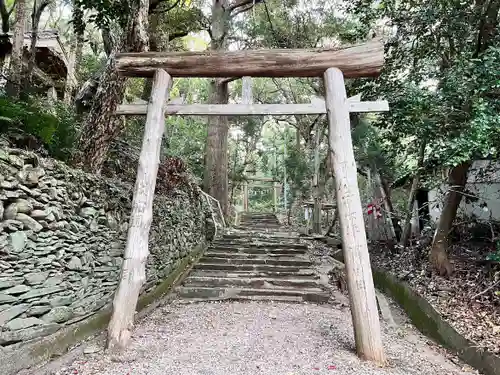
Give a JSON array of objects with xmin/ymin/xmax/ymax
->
[
  {"xmin": 108, "ymin": 40, "xmax": 389, "ymax": 364},
  {"xmin": 237, "ymin": 176, "xmax": 281, "ymax": 212}
]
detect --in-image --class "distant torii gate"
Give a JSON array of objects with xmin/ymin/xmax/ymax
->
[
  {"xmin": 237, "ymin": 176, "xmax": 281, "ymax": 212},
  {"xmin": 108, "ymin": 40, "xmax": 389, "ymax": 364}
]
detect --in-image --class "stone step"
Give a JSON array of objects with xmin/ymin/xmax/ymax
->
[
  {"xmin": 240, "ymin": 215, "xmax": 277, "ymax": 219},
  {"xmin": 176, "ymin": 286, "xmax": 330, "ymax": 303},
  {"xmin": 223, "ymin": 233, "xmax": 299, "ymax": 240},
  {"xmin": 216, "ymin": 234, "xmax": 298, "ymax": 241},
  {"xmin": 183, "ymin": 276, "xmax": 323, "ymax": 289},
  {"xmin": 211, "ymin": 241, "xmax": 307, "ymax": 250},
  {"xmin": 177, "ymin": 295, "xmax": 305, "ymax": 304},
  {"xmin": 213, "ymin": 238, "xmax": 302, "ymax": 245},
  {"xmin": 233, "ymin": 226, "xmax": 282, "ymax": 230},
  {"xmin": 239, "ymin": 223, "xmax": 280, "ymax": 227},
  {"xmin": 198, "ymin": 256, "xmax": 312, "ymax": 267},
  {"xmin": 177, "ymin": 212, "xmax": 330, "ymax": 305},
  {"xmin": 240, "ymin": 220, "xmax": 279, "ymax": 222},
  {"xmin": 190, "ymin": 270, "xmax": 319, "ymax": 279},
  {"xmin": 212, "ymin": 242, "xmax": 307, "ymax": 250},
  {"xmin": 204, "ymin": 251, "xmax": 307, "ymax": 260},
  {"xmin": 207, "ymin": 248, "xmax": 306, "ymax": 256},
  {"xmin": 193, "ymin": 263, "xmax": 306, "ymax": 273}
]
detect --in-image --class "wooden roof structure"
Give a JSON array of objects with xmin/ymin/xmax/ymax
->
[{"xmin": 1, "ymin": 30, "xmax": 76, "ymax": 88}]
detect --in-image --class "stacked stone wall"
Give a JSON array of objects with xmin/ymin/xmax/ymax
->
[{"xmin": 0, "ymin": 147, "xmax": 207, "ymax": 348}]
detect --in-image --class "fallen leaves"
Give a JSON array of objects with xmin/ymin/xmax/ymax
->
[{"xmin": 370, "ymin": 241, "xmax": 500, "ymax": 354}]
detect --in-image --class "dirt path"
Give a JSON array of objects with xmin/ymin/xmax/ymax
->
[{"xmin": 41, "ymin": 300, "xmax": 477, "ymax": 375}]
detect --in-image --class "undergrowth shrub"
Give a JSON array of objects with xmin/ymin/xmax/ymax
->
[{"xmin": 0, "ymin": 95, "xmax": 80, "ymax": 161}]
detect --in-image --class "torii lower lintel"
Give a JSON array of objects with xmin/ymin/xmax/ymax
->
[{"xmin": 116, "ymin": 99, "xmax": 389, "ymax": 116}]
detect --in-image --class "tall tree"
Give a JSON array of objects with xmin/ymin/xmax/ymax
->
[
  {"xmin": 64, "ymin": 0, "xmax": 85, "ymax": 103},
  {"xmin": 71, "ymin": 0, "xmax": 150, "ymax": 173},
  {"xmin": 22, "ymin": 0, "xmax": 51, "ymax": 90},
  {"xmin": 6, "ymin": 0, "xmax": 25, "ymax": 97},
  {"xmin": 350, "ymin": 0, "xmax": 500, "ymax": 275},
  {"xmin": 72, "ymin": 0, "xmax": 205, "ymax": 173},
  {"xmin": 0, "ymin": 0, "xmax": 15, "ymax": 33},
  {"xmin": 203, "ymin": 0, "xmax": 263, "ymax": 215}
]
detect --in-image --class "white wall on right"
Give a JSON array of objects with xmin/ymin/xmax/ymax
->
[{"xmin": 428, "ymin": 160, "xmax": 500, "ymax": 223}]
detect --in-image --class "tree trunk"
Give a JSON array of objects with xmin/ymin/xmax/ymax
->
[
  {"xmin": 430, "ymin": 161, "xmax": 471, "ymax": 276},
  {"xmin": 141, "ymin": 12, "xmax": 161, "ymax": 101},
  {"xmin": 63, "ymin": 44, "xmax": 76, "ymax": 103},
  {"xmin": 72, "ymin": 53, "xmax": 128, "ymax": 173},
  {"xmin": 23, "ymin": 0, "xmax": 50, "ymax": 91},
  {"xmin": 203, "ymin": 0, "xmax": 230, "ymax": 215},
  {"xmin": 64, "ymin": 2, "xmax": 84, "ymax": 104},
  {"xmin": 73, "ymin": 4, "xmax": 84, "ymax": 68},
  {"xmin": 380, "ymin": 175, "xmax": 401, "ymax": 241},
  {"xmin": 72, "ymin": 1, "xmax": 149, "ymax": 173},
  {"xmin": 107, "ymin": 69, "xmax": 171, "ymax": 350},
  {"xmin": 204, "ymin": 78, "xmax": 230, "ymax": 214},
  {"xmin": 400, "ymin": 141, "xmax": 425, "ymax": 247},
  {"xmin": 6, "ymin": 0, "xmax": 26, "ymax": 97},
  {"xmin": 0, "ymin": 0, "xmax": 12, "ymax": 34},
  {"xmin": 324, "ymin": 67, "xmax": 385, "ymax": 364},
  {"xmin": 374, "ymin": 172, "xmax": 396, "ymax": 241}
]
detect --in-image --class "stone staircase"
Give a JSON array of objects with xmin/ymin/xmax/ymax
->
[{"xmin": 176, "ymin": 213, "xmax": 330, "ymax": 303}]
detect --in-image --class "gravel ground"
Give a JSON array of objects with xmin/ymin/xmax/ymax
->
[{"xmin": 48, "ymin": 300, "xmax": 477, "ymax": 375}]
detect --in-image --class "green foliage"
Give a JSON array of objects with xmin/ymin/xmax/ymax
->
[
  {"xmin": 486, "ymin": 241, "xmax": 500, "ymax": 263},
  {"xmin": 285, "ymin": 143, "xmax": 311, "ymax": 196},
  {"xmin": 352, "ymin": 116, "xmax": 393, "ymax": 176},
  {"xmin": 77, "ymin": 53, "xmax": 107, "ymax": 84},
  {"xmin": 155, "ymin": 5, "xmax": 206, "ymax": 47},
  {"xmin": 349, "ymin": 0, "xmax": 500, "ymax": 186},
  {"xmin": 163, "ymin": 116, "xmax": 206, "ymax": 179},
  {"xmin": 74, "ymin": 0, "xmax": 131, "ymax": 29},
  {"xmin": 237, "ymin": 0, "xmax": 352, "ymax": 49},
  {"xmin": 248, "ymin": 187, "xmax": 275, "ymax": 212},
  {"xmin": 0, "ymin": 96, "xmax": 80, "ymax": 161}
]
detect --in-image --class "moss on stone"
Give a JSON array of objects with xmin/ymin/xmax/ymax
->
[
  {"xmin": 372, "ymin": 269, "xmax": 500, "ymax": 375},
  {"xmin": 136, "ymin": 242, "xmax": 205, "ymax": 311}
]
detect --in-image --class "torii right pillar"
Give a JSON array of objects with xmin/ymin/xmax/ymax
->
[{"xmin": 324, "ymin": 67, "xmax": 386, "ymax": 364}]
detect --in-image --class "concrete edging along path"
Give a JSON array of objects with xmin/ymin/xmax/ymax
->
[
  {"xmin": 3, "ymin": 241, "xmax": 207, "ymax": 375},
  {"xmin": 316, "ymin": 236, "xmax": 500, "ymax": 375}
]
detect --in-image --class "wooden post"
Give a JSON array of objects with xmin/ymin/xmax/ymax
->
[
  {"xmin": 273, "ymin": 182, "xmax": 278, "ymax": 213},
  {"xmin": 243, "ymin": 181, "xmax": 249, "ymax": 212},
  {"xmin": 242, "ymin": 76, "xmax": 253, "ymax": 104},
  {"xmin": 0, "ymin": 54, "xmax": 11, "ymax": 87},
  {"xmin": 47, "ymin": 87, "xmax": 57, "ymax": 102},
  {"xmin": 410, "ymin": 201, "xmax": 420, "ymax": 236},
  {"xmin": 324, "ymin": 67, "xmax": 385, "ymax": 364},
  {"xmin": 107, "ymin": 69, "xmax": 171, "ymax": 350}
]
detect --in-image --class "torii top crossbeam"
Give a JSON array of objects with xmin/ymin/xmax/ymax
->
[{"xmin": 115, "ymin": 40, "xmax": 384, "ymax": 78}]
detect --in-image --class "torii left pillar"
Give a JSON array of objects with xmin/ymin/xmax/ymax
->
[{"xmin": 108, "ymin": 69, "xmax": 171, "ymax": 349}]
